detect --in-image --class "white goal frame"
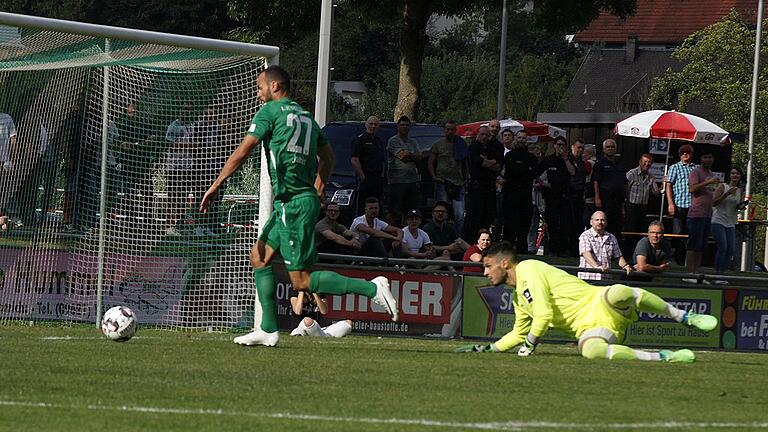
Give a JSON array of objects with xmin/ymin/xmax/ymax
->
[{"xmin": 0, "ymin": 12, "xmax": 278, "ymax": 327}]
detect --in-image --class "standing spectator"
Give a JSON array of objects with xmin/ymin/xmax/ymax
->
[
  {"xmin": 711, "ymin": 167, "xmax": 746, "ymax": 279},
  {"xmin": 527, "ymin": 145, "xmax": 546, "ymax": 254},
  {"xmin": 592, "ymin": 139, "xmax": 626, "ymax": 239},
  {"xmin": 463, "ymin": 228, "xmax": 492, "ymax": 273},
  {"xmin": 487, "ymin": 119, "xmax": 504, "ymax": 154},
  {"xmin": 316, "ymin": 201, "xmax": 360, "ymax": 255},
  {"xmin": 350, "ymin": 115, "xmax": 386, "ymax": 215},
  {"xmin": 625, "ymin": 153, "xmax": 661, "ymax": 233},
  {"xmin": 632, "ymin": 220, "xmax": 672, "ymax": 279},
  {"xmin": 422, "ymin": 201, "xmax": 469, "ymax": 261},
  {"xmin": 540, "ymin": 137, "xmax": 574, "ymax": 256},
  {"xmin": 568, "ymin": 139, "xmax": 588, "ymax": 254},
  {"xmin": 0, "ymin": 112, "xmax": 17, "ymax": 220},
  {"xmin": 428, "ymin": 120, "xmax": 468, "ymax": 235},
  {"xmin": 578, "ymin": 211, "xmax": 632, "ymax": 280},
  {"xmin": 17, "ymin": 115, "xmax": 58, "ymax": 227},
  {"xmin": 582, "ymin": 143, "xmax": 597, "ymax": 223},
  {"xmin": 61, "ymin": 102, "xmax": 84, "ymax": 231},
  {"xmin": 684, "ymin": 152, "xmax": 719, "ymax": 280},
  {"xmin": 665, "ymin": 144, "xmax": 697, "ymax": 264},
  {"xmin": 386, "ymin": 116, "xmax": 423, "ymax": 226},
  {"xmin": 193, "ymin": 107, "xmax": 221, "ymax": 236},
  {"xmin": 164, "ymin": 104, "xmax": 194, "ymax": 236},
  {"xmin": 492, "ymin": 129, "xmax": 516, "ymax": 240},
  {"xmin": 464, "ymin": 125, "xmax": 502, "ymax": 242},
  {"xmin": 350, "ymin": 197, "xmax": 403, "ymax": 258},
  {"xmin": 502, "ymin": 129, "xmax": 538, "ymax": 254},
  {"xmin": 400, "ymin": 209, "xmax": 435, "ymax": 259}
]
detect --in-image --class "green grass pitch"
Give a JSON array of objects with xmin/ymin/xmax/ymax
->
[{"xmin": 1, "ymin": 324, "xmax": 767, "ymax": 432}]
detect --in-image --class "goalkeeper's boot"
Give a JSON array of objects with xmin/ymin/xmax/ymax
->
[
  {"xmin": 233, "ymin": 328, "xmax": 279, "ymax": 347},
  {"xmin": 371, "ymin": 276, "xmax": 398, "ymax": 322},
  {"xmin": 683, "ymin": 310, "xmax": 718, "ymax": 332},
  {"xmin": 659, "ymin": 349, "xmax": 696, "ymax": 363}
]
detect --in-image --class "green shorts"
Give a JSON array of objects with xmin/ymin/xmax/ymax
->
[{"xmin": 259, "ymin": 194, "xmax": 320, "ymax": 271}]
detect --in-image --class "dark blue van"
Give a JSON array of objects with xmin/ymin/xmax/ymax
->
[{"xmin": 322, "ymin": 121, "xmax": 443, "ymax": 224}]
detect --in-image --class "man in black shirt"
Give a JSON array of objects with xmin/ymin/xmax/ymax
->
[
  {"xmin": 502, "ymin": 130, "xmax": 538, "ymax": 254},
  {"xmin": 568, "ymin": 139, "xmax": 588, "ymax": 255},
  {"xmin": 540, "ymin": 137, "xmax": 575, "ymax": 256},
  {"xmin": 350, "ymin": 116, "xmax": 387, "ymax": 215},
  {"xmin": 464, "ymin": 126, "xmax": 503, "ymax": 241}
]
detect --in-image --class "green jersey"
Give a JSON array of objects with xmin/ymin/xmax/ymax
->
[{"xmin": 247, "ymin": 97, "xmax": 329, "ymax": 202}]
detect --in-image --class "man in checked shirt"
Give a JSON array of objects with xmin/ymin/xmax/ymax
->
[{"xmin": 578, "ymin": 211, "xmax": 633, "ymax": 280}]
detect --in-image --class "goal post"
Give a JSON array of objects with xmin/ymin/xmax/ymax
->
[{"xmin": 0, "ymin": 13, "xmax": 278, "ymax": 330}]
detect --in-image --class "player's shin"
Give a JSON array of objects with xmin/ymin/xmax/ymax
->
[
  {"xmin": 309, "ymin": 271, "xmax": 376, "ymax": 297},
  {"xmin": 619, "ymin": 287, "xmax": 686, "ymax": 322},
  {"xmin": 254, "ymin": 266, "xmax": 278, "ymax": 333},
  {"xmin": 581, "ymin": 338, "xmax": 661, "ymax": 361}
]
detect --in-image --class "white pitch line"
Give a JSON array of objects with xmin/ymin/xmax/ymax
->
[{"xmin": 1, "ymin": 400, "xmax": 767, "ymax": 430}]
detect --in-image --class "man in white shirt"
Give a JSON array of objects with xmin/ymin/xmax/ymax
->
[{"xmin": 350, "ymin": 197, "xmax": 402, "ymax": 258}]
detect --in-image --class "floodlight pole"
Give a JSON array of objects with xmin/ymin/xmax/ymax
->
[
  {"xmin": 496, "ymin": 0, "xmax": 509, "ymax": 119},
  {"xmin": 314, "ymin": 0, "xmax": 334, "ymax": 127},
  {"xmin": 741, "ymin": 0, "xmax": 764, "ymax": 271}
]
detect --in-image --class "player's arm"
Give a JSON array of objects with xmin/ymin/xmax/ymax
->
[
  {"xmin": 290, "ymin": 292, "xmax": 304, "ymax": 315},
  {"xmin": 492, "ymin": 307, "xmax": 532, "ymax": 352},
  {"xmin": 314, "ymin": 294, "xmax": 328, "ymax": 314},
  {"xmin": 200, "ymin": 134, "xmax": 258, "ymax": 213}
]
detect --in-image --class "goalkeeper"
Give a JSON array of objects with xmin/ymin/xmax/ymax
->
[{"xmin": 458, "ymin": 241, "xmax": 717, "ymax": 363}]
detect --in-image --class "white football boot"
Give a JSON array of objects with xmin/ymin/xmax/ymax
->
[
  {"xmin": 233, "ymin": 328, "xmax": 279, "ymax": 346},
  {"xmin": 371, "ymin": 276, "xmax": 399, "ymax": 322}
]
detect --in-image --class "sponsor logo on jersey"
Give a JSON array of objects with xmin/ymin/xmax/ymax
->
[{"xmin": 523, "ymin": 288, "xmax": 533, "ymax": 303}]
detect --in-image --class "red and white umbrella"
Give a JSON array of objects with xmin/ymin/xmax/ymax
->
[
  {"xmin": 615, "ymin": 110, "xmax": 730, "ymax": 219},
  {"xmin": 615, "ymin": 110, "xmax": 730, "ymax": 144},
  {"xmin": 457, "ymin": 119, "xmax": 566, "ymax": 142}
]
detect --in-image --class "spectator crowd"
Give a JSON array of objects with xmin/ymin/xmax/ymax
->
[{"xmin": 327, "ymin": 116, "xmax": 743, "ymax": 282}]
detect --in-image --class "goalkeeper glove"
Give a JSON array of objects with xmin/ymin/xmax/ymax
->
[
  {"xmin": 455, "ymin": 343, "xmax": 494, "ymax": 353},
  {"xmin": 517, "ymin": 335, "xmax": 538, "ymax": 356}
]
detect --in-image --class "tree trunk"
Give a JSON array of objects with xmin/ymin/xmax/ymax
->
[{"xmin": 393, "ymin": 0, "xmax": 432, "ymax": 122}]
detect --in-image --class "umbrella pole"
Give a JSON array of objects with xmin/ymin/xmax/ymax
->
[{"xmin": 659, "ymin": 138, "xmax": 671, "ymax": 220}]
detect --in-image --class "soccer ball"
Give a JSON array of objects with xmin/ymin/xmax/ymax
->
[{"xmin": 101, "ymin": 306, "xmax": 137, "ymax": 341}]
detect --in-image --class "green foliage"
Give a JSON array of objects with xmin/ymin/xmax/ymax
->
[
  {"xmin": 504, "ymin": 53, "xmax": 573, "ymax": 120},
  {"xmin": 648, "ymin": 10, "xmax": 768, "ymax": 193}
]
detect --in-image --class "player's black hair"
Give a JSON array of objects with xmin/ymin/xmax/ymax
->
[
  {"xmin": 262, "ymin": 65, "xmax": 291, "ymax": 92},
  {"xmin": 397, "ymin": 115, "xmax": 411, "ymax": 124},
  {"xmin": 482, "ymin": 241, "xmax": 517, "ymax": 262}
]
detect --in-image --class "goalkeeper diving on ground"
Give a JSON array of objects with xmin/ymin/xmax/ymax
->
[{"xmin": 457, "ymin": 241, "xmax": 718, "ymax": 362}]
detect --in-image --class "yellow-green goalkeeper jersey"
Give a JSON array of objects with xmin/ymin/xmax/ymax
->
[
  {"xmin": 247, "ymin": 97, "xmax": 329, "ymax": 202},
  {"xmin": 494, "ymin": 259, "xmax": 606, "ymax": 352}
]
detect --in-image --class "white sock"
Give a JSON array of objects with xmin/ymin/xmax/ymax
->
[{"xmin": 668, "ymin": 305, "xmax": 686, "ymax": 323}]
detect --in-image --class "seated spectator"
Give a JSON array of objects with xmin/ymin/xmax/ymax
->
[
  {"xmin": 289, "ymin": 290, "xmax": 352, "ymax": 338},
  {"xmin": 631, "ymin": 220, "xmax": 672, "ymax": 281},
  {"xmin": 315, "ymin": 202, "xmax": 360, "ymax": 255},
  {"xmin": 463, "ymin": 228, "xmax": 491, "ymax": 273},
  {"xmin": 400, "ymin": 209, "xmax": 435, "ymax": 259},
  {"xmin": 578, "ymin": 211, "xmax": 632, "ymax": 280},
  {"xmin": 422, "ymin": 201, "xmax": 469, "ymax": 261},
  {"xmin": 350, "ymin": 197, "xmax": 403, "ymax": 258}
]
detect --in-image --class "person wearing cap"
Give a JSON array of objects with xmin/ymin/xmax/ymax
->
[
  {"xmin": 400, "ymin": 209, "xmax": 435, "ymax": 259},
  {"xmin": 665, "ymin": 144, "xmax": 698, "ymax": 264},
  {"xmin": 422, "ymin": 201, "xmax": 470, "ymax": 261}
]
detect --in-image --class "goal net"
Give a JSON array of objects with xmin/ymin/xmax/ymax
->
[{"xmin": 0, "ymin": 14, "xmax": 277, "ymax": 330}]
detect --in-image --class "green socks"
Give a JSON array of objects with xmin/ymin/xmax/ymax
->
[
  {"xmin": 309, "ymin": 271, "xmax": 376, "ymax": 297},
  {"xmin": 254, "ymin": 266, "xmax": 277, "ymax": 333}
]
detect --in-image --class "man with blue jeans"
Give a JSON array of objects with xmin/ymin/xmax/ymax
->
[
  {"xmin": 428, "ymin": 120, "xmax": 468, "ymax": 235},
  {"xmin": 665, "ymin": 144, "xmax": 697, "ymax": 264},
  {"xmin": 684, "ymin": 152, "xmax": 719, "ymax": 282}
]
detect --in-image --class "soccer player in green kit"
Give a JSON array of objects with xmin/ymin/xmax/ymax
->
[
  {"xmin": 200, "ymin": 65, "xmax": 398, "ymax": 346},
  {"xmin": 457, "ymin": 242, "xmax": 717, "ymax": 362}
]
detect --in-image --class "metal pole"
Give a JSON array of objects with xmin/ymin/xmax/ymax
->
[
  {"xmin": 0, "ymin": 12, "xmax": 279, "ymax": 59},
  {"xmin": 741, "ymin": 0, "xmax": 764, "ymax": 271},
  {"xmin": 314, "ymin": 0, "xmax": 333, "ymax": 127},
  {"xmin": 496, "ymin": 0, "xmax": 509, "ymax": 119},
  {"xmin": 95, "ymin": 38, "xmax": 110, "ymax": 327}
]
